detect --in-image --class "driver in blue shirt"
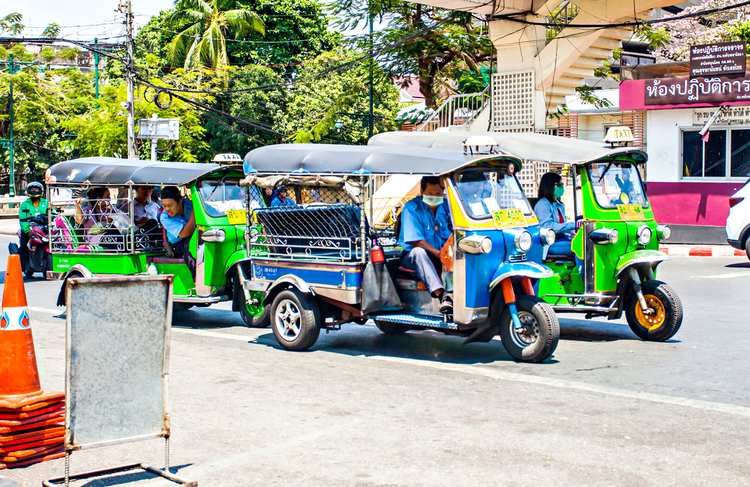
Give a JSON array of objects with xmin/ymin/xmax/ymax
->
[
  {"xmin": 271, "ymin": 185, "xmax": 298, "ymax": 207},
  {"xmin": 159, "ymin": 186, "xmax": 196, "ymax": 279},
  {"xmin": 398, "ymin": 176, "xmax": 453, "ymax": 314}
]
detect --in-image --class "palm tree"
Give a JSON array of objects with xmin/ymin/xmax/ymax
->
[{"xmin": 168, "ymin": 0, "xmax": 265, "ymax": 72}]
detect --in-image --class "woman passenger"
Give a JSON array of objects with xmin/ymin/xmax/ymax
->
[{"xmin": 534, "ymin": 173, "xmax": 583, "ymax": 272}]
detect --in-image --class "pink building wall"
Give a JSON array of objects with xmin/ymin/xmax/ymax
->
[{"xmin": 647, "ymin": 182, "xmax": 745, "ymax": 227}]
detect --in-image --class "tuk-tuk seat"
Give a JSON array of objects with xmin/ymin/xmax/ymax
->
[
  {"xmin": 147, "ymin": 256, "xmax": 186, "ymax": 265},
  {"xmin": 53, "ymin": 215, "xmax": 95, "ymax": 253}
]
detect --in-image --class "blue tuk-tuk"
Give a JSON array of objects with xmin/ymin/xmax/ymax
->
[{"xmin": 237, "ymin": 144, "xmax": 560, "ymax": 362}]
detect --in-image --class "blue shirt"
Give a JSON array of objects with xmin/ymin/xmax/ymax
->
[
  {"xmin": 160, "ymin": 199, "xmax": 193, "ymax": 244},
  {"xmin": 271, "ymin": 196, "xmax": 297, "ymax": 208},
  {"xmin": 534, "ymin": 198, "xmax": 574, "ymax": 234},
  {"xmin": 398, "ymin": 196, "xmax": 452, "ymax": 252}
]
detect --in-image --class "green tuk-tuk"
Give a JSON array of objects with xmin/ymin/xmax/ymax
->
[
  {"xmin": 369, "ymin": 132, "xmax": 682, "ymax": 342},
  {"xmin": 46, "ymin": 157, "xmax": 269, "ymax": 327}
]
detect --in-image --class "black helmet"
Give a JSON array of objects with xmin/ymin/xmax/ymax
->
[{"xmin": 27, "ymin": 182, "xmax": 43, "ymax": 198}]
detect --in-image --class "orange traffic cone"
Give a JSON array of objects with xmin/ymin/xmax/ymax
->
[
  {"xmin": 0, "ymin": 255, "xmax": 63, "ymax": 409},
  {"xmin": 0, "ymin": 255, "xmax": 64, "ymax": 469}
]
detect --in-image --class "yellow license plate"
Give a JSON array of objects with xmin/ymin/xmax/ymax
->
[
  {"xmin": 227, "ymin": 209, "xmax": 246, "ymax": 225},
  {"xmin": 492, "ymin": 209, "xmax": 526, "ymax": 229},
  {"xmin": 617, "ymin": 204, "xmax": 644, "ymax": 221}
]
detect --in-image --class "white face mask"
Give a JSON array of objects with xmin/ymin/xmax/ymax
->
[{"xmin": 422, "ymin": 195, "xmax": 444, "ymax": 207}]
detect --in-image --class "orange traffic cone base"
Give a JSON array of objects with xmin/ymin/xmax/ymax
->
[{"xmin": 0, "ymin": 391, "xmax": 64, "ymax": 410}]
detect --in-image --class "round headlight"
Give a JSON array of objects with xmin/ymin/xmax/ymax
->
[
  {"xmin": 480, "ymin": 237, "xmax": 493, "ymax": 254},
  {"xmin": 515, "ymin": 231, "xmax": 532, "ymax": 252},
  {"xmin": 247, "ymin": 226, "xmax": 260, "ymax": 243},
  {"xmin": 637, "ymin": 225, "xmax": 652, "ymax": 246},
  {"xmin": 608, "ymin": 229, "xmax": 619, "ymax": 244},
  {"xmin": 656, "ymin": 224, "xmax": 671, "ymax": 241},
  {"xmin": 541, "ymin": 228, "xmax": 556, "ymax": 246}
]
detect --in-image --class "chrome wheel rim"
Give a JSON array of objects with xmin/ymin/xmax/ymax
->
[
  {"xmin": 511, "ymin": 311, "xmax": 540, "ymax": 348},
  {"xmin": 274, "ymin": 299, "xmax": 302, "ymax": 342}
]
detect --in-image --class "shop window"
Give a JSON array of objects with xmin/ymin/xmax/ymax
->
[
  {"xmin": 682, "ymin": 131, "xmax": 703, "ymax": 177},
  {"xmin": 704, "ymin": 131, "xmax": 726, "ymax": 177},
  {"xmin": 731, "ymin": 129, "xmax": 750, "ymax": 178}
]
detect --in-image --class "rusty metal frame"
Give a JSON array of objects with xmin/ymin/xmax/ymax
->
[{"xmin": 43, "ymin": 275, "xmax": 196, "ymax": 487}]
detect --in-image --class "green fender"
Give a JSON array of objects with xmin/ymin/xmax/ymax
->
[
  {"xmin": 224, "ymin": 250, "xmax": 249, "ymax": 275},
  {"xmin": 614, "ymin": 249, "xmax": 669, "ymax": 277}
]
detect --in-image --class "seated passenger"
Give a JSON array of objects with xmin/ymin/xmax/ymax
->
[
  {"xmin": 271, "ymin": 185, "xmax": 298, "ymax": 208},
  {"xmin": 534, "ymin": 173, "xmax": 583, "ymax": 274},
  {"xmin": 75, "ymin": 187, "xmax": 121, "ymax": 248},
  {"xmin": 159, "ymin": 186, "xmax": 196, "ymax": 278},
  {"xmin": 134, "ymin": 185, "xmax": 160, "ymax": 233},
  {"xmin": 261, "ymin": 187, "xmax": 275, "ymax": 207},
  {"xmin": 398, "ymin": 176, "xmax": 453, "ymax": 314}
]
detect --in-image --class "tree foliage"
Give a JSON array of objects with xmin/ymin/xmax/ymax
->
[
  {"xmin": 330, "ymin": 1, "xmax": 492, "ymax": 108},
  {"xmin": 275, "ymin": 49, "xmax": 400, "ymax": 144},
  {"xmin": 0, "ymin": 12, "xmax": 23, "ymax": 35}
]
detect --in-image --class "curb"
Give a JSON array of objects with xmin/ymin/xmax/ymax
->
[{"xmin": 660, "ymin": 246, "xmax": 746, "ymax": 257}]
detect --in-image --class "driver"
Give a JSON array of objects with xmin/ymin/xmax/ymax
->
[
  {"xmin": 271, "ymin": 185, "xmax": 298, "ymax": 208},
  {"xmin": 615, "ymin": 169, "xmax": 638, "ymax": 204},
  {"xmin": 159, "ymin": 186, "xmax": 196, "ymax": 279},
  {"xmin": 19, "ymin": 182, "xmax": 48, "ymax": 273},
  {"xmin": 398, "ymin": 176, "xmax": 453, "ymax": 314}
]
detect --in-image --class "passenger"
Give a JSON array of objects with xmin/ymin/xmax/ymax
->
[
  {"xmin": 159, "ymin": 186, "xmax": 196, "ymax": 279},
  {"xmin": 75, "ymin": 187, "xmax": 121, "ymax": 248},
  {"xmin": 133, "ymin": 185, "xmax": 159, "ymax": 233},
  {"xmin": 534, "ymin": 173, "xmax": 583, "ymax": 274},
  {"xmin": 151, "ymin": 187, "xmax": 162, "ymax": 207},
  {"xmin": 270, "ymin": 185, "xmax": 298, "ymax": 207},
  {"xmin": 261, "ymin": 187, "xmax": 275, "ymax": 207},
  {"xmin": 398, "ymin": 176, "xmax": 453, "ymax": 314}
]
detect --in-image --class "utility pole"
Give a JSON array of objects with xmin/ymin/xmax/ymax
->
[
  {"xmin": 150, "ymin": 114, "xmax": 158, "ymax": 161},
  {"xmin": 94, "ymin": 37, "xmax": 99, "ymax": 100},
  {"xmin": 368, "ymin": 10, "xmax": 374, "ymax": 139},
  {"xmin": 123, "ymin": 0, "xmax": 137, "ymax": 159}
]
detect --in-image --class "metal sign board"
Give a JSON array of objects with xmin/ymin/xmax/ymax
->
[
  {"xmin": 690, "ymin": 41, "xmax": 747, "ymax": 77},
  {"xmin": 138, "ymin": 118, "xmax": 180, "ymax": 140},
  {"xmin": 65, "ymin": 275, "xmax": 173, "ymax": 450}
]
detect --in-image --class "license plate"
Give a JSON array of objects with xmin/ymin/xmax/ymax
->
[
  {"xmin": 492, "ymin": 209, "xmax": 526, "ymax": 229},
  {"xmin": 227, "ymin": 210, "xmax": 246, "ymax": 225},
  {"xmin": 617, "ymin": 204, "xmax": 644, "ymax": 221}
]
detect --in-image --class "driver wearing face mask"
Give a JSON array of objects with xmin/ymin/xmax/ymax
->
[{"xmin": 398, "ymin": 176, "xmax": 453, "ymax": 314}]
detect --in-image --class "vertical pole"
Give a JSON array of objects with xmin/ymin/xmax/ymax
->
[
  {"xmin": 8, "ymin": 53, "xmax": 15, "ymax": 197},
  {"xmin": 150, "ymin": 114, "xmax": 158, "ymax": 161},
  {"xmin": 94, "ymin": 37, "xmax": 99, "ymax": 100},
  {"xmin": 125, "ymin": 0, "xmax": 137, "ymax": 159},
  {"xmin": 368, "ymin": 8, "xmax": 374, "ymax": 139}
]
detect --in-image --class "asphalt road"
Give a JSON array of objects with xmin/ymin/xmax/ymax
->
[{"xmin": 2, "ymin": 235, "xmax": 750, "ymax": 487}]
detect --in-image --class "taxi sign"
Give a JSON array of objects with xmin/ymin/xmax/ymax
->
[
  {"xmin": 227, "ymin": 209, "xmax": 246, "ymax": 225},
  {"xmin": 212, "ymin": 153, "xmax": 243, "ymax": 164},
  {"xmin": 617, "ymin": 204, "xmax": 644, "ymax": 221},
  {"xmin": 492, "ymin": 209, "xmax": 526, "ymax": 229}
]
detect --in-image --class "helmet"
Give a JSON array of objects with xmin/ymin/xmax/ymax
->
[{"xmin": 27, "ymin": 182, "xmax": 44, "ymax": 198}]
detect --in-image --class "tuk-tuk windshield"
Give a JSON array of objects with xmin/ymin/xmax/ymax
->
[
  {"xmin": 198, "ymin": 179, "xmax": 246, "ymax": 217},
  {"xmin": 454, "ymin": 169, "xmax": 532, "ymax": 220},
  {"xmin": 587, "ymin": 163, "xmax": 649, "ymax": 209}
]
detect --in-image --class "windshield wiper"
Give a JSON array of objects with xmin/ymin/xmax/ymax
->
[
  {"xmin": 206, "ymin": 173, "xmax": 229, "ymax": 201},
  {"xmin": 598, "ymin": 160, "xmax": 616, "ymax": 182}
]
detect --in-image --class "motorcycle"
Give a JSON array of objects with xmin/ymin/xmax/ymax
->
[{"xmin": 10, "ymin": 214, "xmax": 53, "ymax": 278}]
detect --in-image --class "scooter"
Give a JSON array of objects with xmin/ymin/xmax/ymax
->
[{"xmin": 10, "ymin": 214, "xmax": 52, "ymax": 278}]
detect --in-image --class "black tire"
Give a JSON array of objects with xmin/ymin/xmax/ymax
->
[
  {"xmin": 625, "ymin": 280, "xmax": 682, "ymax": 342},
  {"xmin": 375, "ymin": 320, "xmax": 410, "ymax": 335},
  {"xmin": 271, "ymin": 288, "xmax": 321, "ymax": 351},
  {"xmin": 24, "ymin": 269, "xmax": 35, "ymax": 278},
  {"xmin": 240, "ymin": 299, "xmax": 271, "ymax": 328},
  {"xmin": 498, "ymin": 295, "xmax": 559, "ymax": 363},
  {"xmin": 745, "ymin": 235, "xmax": 750, "ymax": 260}
]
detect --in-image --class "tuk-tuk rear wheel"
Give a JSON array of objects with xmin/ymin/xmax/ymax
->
[
  {"xmin": 271, "ymin": 288, "xmax": 321, "ymax": 351},
  {"xmin": 375, "ymin": 320, "xmax": 410, "ymax": 335},
  {"xmin": 625, "ymin": 280, "xmax": 682, "ymax": 342},
  {"xmin": 498, "ymin": 295, "xmax": 559, "ymax": 363}
]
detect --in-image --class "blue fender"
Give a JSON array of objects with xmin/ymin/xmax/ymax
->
[{"xmin": 488, "ymin": 261, "xmax": 553, "ymax": 292}]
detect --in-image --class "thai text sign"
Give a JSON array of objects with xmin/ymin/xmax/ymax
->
[
  {"xmin": 492, "ymin": 209, "xmax": 526, "ymax": 229},
  {"xmin": 693, "ymin": 106, "xmax": 750, "ymax": 126},
  {"xmin": 690, "ymin": 41, "xmax": 746, "ymax": 77},
  {"xmin": 645, "ymin": 74, "xmax": 750, "ymax": 105}
]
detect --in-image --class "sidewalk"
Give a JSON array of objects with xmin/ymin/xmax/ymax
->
[{"xmin": 0, "ymin": 219, "xmax": 18, "ymax": 236}]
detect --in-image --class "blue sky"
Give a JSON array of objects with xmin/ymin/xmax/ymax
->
[{"xmin": 3, "ymin": 0, "xmax": 175, "ymax": 40}]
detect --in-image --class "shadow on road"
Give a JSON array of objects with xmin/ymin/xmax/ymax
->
[
  {"xmin": 726, "ymin": 262, "xmax": 750, "ymax": 268},
  {"xmin": 76, "ymin": 464, "xmax": 193, "ymax": 487},
  {"xmin": 558, "ymin": 318, "xmax": 637, "ymax": 342}
]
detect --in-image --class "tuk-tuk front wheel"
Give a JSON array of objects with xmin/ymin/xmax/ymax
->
[
  {"xmin": 625, "ymin": 280, "xmax": 682, "ymax": 342},
  {"xmin": 498, "ymin": 295, "xmax": 559, "ymax": 363},
  {"xmin": 239, "ymin": 291, "xmax": 271, "ymax": 328},
  {"xmin": 271, "ymin": 288, "xmax": 321, "ymax": 351}
]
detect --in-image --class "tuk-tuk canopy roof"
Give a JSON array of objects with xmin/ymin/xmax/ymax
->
[
  {"xmin": 243, "ymin": 144, "xmax": 522, "ymax": 175},
  {"xmin": 48, "ymin": 157, "xmax": 239, "ymax": 186},
  {"xmin": 368, "ymin": 131, "xmax": 648, "ymax": 166}
]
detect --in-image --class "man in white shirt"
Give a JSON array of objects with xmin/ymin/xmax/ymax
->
[{"xmin": 134, "ymin": 186, "xmax": 159, "ymax": 230}]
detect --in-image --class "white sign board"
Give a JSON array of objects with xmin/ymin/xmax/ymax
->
[
  {"xmin": 693, "ymin": 106, "xmax": 750, "ymax": 126},
  {"xmin": 138, "ymin": 118, "xmax": 180, "ymax": 140}
]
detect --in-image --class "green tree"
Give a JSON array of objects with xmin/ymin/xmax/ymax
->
[
  {"xmin": 42, "ymin": 22, "xmax": 60, "ymax": 39},
  {"xmin": 0, "ymin": 12, "xmax": 23, "ymax": 35},
  {"xmin": 331, "ymin": 1, "xmax": 493, "ymax": 108},
  {"xmin": 167, "ymin": 0, "xmax": 265, "ymax": 72},
  {"xmin": 275, "ymin": 49, "xmax": 400, "ymax": 144}
]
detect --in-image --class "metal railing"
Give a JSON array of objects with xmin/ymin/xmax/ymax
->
[
  {"xmin": 416, "ymin": 85, "xmax": 491, "ymax": 132},
  {"xmin": 547, "ymin": 1, "xmax": 579, "ymax": 39}
]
